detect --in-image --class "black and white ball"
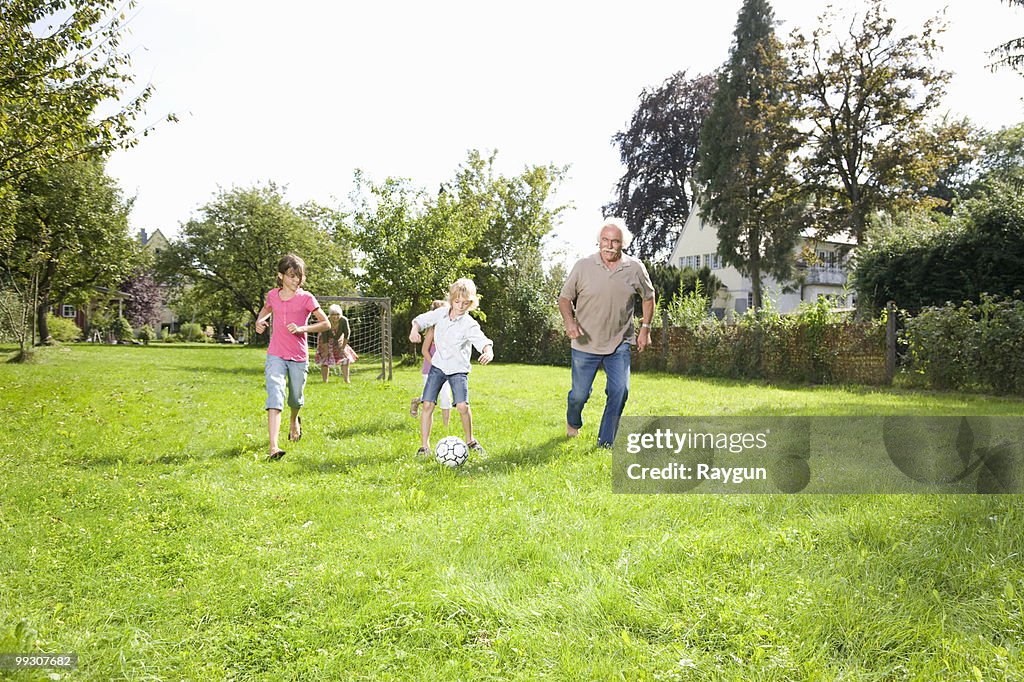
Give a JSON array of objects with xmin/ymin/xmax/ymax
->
[{"xmin": 435, "ymin": 436, "xmax": 469, "ymax": 468}]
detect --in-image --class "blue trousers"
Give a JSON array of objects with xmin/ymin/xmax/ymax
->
[{"xmin": 566, "ymin": 342, "xmax": 631, "ymax": 447}]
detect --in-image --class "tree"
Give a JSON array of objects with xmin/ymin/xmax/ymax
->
[
  {"xmin": 789, "ymin": 0, "xmax": 961, "ymax": 242},
  {"xmin": 2, "ymin": 155, "xmax": 139, "ymax": 342},
  {"xmin": 605, "ymin": 72, "xmax": 717, "ymax": 260},
  {"xmin": 923, "ymin": 121, "xmax": 1024, "ymax": 207},
  {"xmin": 121, "ymin": 269, "xmax": 163, "ymax": 329},
  {"xmin": 155, "ymin": 184, "xmax": 354, "ymax": 340},
  {"xmin": 975, "ymin": 122, "xmax": 1024, "ymax": 189},
  {"xmin": 456, "ymin": 151, "xmax": 568, "ymax": 361},
  {"xmin": 349, "ymin": 172, "xmax": 482, "ymax": 331},
  {"xmin": 696, "ymin": 0, "xmax": 803, "ymax": 310},
  {"xmin": 989, "ymin": 0, "xmax": 1024, "ymax": 73},
  {"xmin": 0, "ymin": 0, "xmax": 156, "ymax": 249},
  {"xmin": 348, "ymin": 150, "xmax": 568, "ymax": 361},
  {"xmin": 923, "ymin": 117, "xmax": 984, "ymax": 212}
]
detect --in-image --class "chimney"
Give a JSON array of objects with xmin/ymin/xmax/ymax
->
[{"xmin": 140, "ymin": 229, "xmax": 148, "ymax": 244}]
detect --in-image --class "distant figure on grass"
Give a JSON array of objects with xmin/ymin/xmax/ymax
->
[
  {"xmin": 316, "ymin": 304, "xmax": 354, "ymax": 384},
  {"xmin": 410, "ymin": 299, "xmax": 453, "ymax": 426},
  {"xmin": 559, "ymin": 218, "xmax": 655, "ymax": 447},
  {"xmin": 409, "ymin": 279, "xmax": 494, "ymax": 456},
  {"xmin": 254, "ymin": 254, "xmax": 331, "ymax": 461}
]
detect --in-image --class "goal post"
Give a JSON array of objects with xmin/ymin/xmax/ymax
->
[{"xmin": 316, "ymin": 296, "xmax": 393, "ymax": 381}]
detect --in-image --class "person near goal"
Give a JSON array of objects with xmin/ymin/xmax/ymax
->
[
  {"xmin": 411, "ymin": 299, "xmax": 454, "ymax": 426},
  {"xmin": 409, "ymin": 278, "xmax": 494, "ymax": 456},
  {"xmin": 254, "ymin": 254, "xmax": 331, "ymax": 461},
  {"xmin": 315, "ymin": 304, "xmax": 353, "ymax": 384},
  {"xmin": 559, "ymin": 218, "xmax": 655, "ymax": 448}
]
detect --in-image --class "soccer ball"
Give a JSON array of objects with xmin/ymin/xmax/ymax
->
[{"xmin": 435, "ymin": 436, "xmax": 469, "ymax": 468}]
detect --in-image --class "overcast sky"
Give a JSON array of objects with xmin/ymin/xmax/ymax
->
[{"xmin": 105, "ymin": 0, "xmax": 1024, "ymax": 267}]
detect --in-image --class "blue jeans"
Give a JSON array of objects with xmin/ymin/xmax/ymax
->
[
  {"xmin": 567, "ymin": 342, "xmax": 631, "ymax": 447},
  {"xmin": 422, "ymin": 366, "xmax": 469, "ymax": 405}
]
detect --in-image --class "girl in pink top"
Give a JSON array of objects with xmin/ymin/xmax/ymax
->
[
  {"xmin": 410, "ymin": 300, "xmax": 453, "ymax": 425},
  {"xmin": 254, "ymin": 254, "xmax": 331, "ymax": 460}
]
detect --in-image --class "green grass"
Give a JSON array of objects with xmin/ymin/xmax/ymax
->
[{"xmin": 1, "ymin": 344, "xmax": 1023, "ymax": 680}]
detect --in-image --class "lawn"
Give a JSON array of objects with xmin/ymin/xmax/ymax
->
[{"xmin": 1, "ymin": 344, "xmax": 1023, "ymax": 680}]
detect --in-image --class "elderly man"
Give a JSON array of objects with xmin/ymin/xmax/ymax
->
[{"xmin": 559, "ymin": 218, "xmax": 655, "ymax": 447}]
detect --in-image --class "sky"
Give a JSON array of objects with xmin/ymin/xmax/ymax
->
[{"xmin": 105, "ymin": 0, "xmax": 1024, "ymax": 267}]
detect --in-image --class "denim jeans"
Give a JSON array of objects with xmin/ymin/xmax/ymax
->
[
  {"xmin": 566, "ymin": 341, "xmax": 631, "ymax": 447},
  {"xmin": 422, "ymin": 365, "xmax": 469, "ymax": 405},
  {"xmin": 265, "ymin": 354, "xmax": 308, "ymax": 411}
]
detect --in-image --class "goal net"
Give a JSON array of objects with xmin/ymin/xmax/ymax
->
[{"xmin": 314, "ymin": 296, "xmax": 393, "ymax": 380}]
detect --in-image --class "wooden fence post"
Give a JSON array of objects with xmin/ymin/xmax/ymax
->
[
  {"xmin": 885, "ymin": 301, "xmax": 896, "ymax": 384},
  {"xmin": 660, "ymin": 309, "xmax": 669, "ymax": 371}
]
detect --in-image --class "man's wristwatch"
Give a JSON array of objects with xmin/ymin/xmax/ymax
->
[{"xmin": 640, "ymin": 323, "xmax": 651, "ymax": 329}]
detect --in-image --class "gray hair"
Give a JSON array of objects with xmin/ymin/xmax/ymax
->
[{"xmin": 598, "ymin": 217, "xmax": 633, "ymax": 249}]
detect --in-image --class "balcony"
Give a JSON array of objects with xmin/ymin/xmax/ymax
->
[{"xmin": 799, "ymin": 265, "xmax": 848, "ymax": 285}]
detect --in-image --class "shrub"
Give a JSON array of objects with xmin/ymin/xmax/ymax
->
[
  {"xmin": 45, "ymin": 313, "xmax": 83, "ymax": 342},
  {"xmin": 110, "ymin": 316, "xmax": 134, "ymax": 343},
  {"xmin": 667, "ymin": 279, "xmax": 713, "ymax": 329},
  {"xmin": 903, "ymin": 294, "xmax": 1024, "ymax": 394},
  {"xmin": 639, "ymin": 298, "xmax": 882, "ymax": 385},
  {"xmin": 179, "ymin": 322, "xmax": 206, "ymax": 343},
  {"xmin": 137, "ymin": 324, "xmax": 156, "ymax": 345},
  {"xmin": 88, "ymin": 308, "xmax": 112, "ymax": 339}
]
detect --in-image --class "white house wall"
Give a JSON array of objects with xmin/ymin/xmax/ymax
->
[{"xmin": 667, "ymin": 205, "xmax": 852, "ymax": 316}]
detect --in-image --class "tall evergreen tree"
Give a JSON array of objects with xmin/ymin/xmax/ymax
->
[
  {"xmin": 605, "ymin": 72, "xmax": 716, "ymax": 261},
  {"xmin": 696, "ymin": 0, "xmax": 802, "ymax": 310}
]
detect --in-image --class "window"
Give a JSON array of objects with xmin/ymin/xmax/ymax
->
[{"xmin": 61, "ymin": 304, "xmax": 76, "ymax": 318}]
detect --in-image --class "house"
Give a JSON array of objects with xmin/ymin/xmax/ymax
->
[
  {"xmin": 54, "ymin": 286, "xmax": 131, "ymax": 341},
  {"xmin": 139, "ymin": 228, "xmax": 178, "ymax": 333},
  {"xmin": 140, "ymin": 227, "xmax": 170, "ymax": 256},
  {"xmin": 51, "ymin": 228, "xmax": 173, "ymax": 338},
  {"xmin": 666, "ymin": 201, "xmax": 855, "ymax": 317}
]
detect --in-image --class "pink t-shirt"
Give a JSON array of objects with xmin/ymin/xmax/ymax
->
[
  {"xmin": 421, "ymin": 343, "xmax": 436, "ymax": 375},
  {"xmin": 266, "ymin": 288, "xmax": 320, "ymax": 362}
]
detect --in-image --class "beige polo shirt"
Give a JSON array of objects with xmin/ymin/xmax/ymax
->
[{"xmin": 559, "ymin": 252, "xmax": 655, "ymax": 355}]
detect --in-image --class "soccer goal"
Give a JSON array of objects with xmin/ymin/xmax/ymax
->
[{"xmin": 317, "ymin": 296, "xmax": 393, "ymax": 380}]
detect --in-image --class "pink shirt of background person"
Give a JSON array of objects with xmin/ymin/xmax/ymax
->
[{"xmin": 266, "ymin": 288, "xmax": 320, "ymax": 362}]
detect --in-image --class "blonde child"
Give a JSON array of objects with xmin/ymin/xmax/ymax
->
[
  {"xmin": 409, "ymin": 278, "xmax": 493, "ymax": 456},
  {"xmin": 254, "ymin": 254, "xmax": 331, "ymax": 460},
  {"xmin": 410, "ymin": 300, "xmax": 453, "ymax": 426},
  {"xmin": 316, "ymin": 304, "xmax": 352, "ymax": 384}
]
